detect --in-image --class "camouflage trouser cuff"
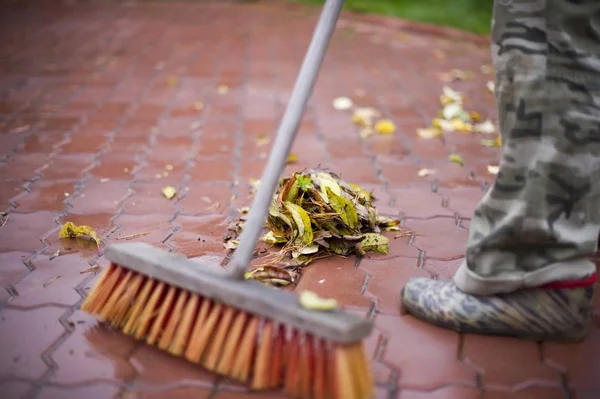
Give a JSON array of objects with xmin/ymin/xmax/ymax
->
[{"xmin": 453, "ymin": 257, "xmax": 597, "ymax": 296}]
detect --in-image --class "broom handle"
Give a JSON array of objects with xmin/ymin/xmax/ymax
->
[{"xmin": 228, "ymin": 0, "xmax": 345, "ymax": 279}]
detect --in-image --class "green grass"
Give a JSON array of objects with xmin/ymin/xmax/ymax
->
[{"xmin": 291, "ymin": 0, "xmax": 493, "ymax": 35}]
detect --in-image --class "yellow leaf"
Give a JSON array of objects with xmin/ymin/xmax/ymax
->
[
  {"xmin": 217, "ymin": 84, "xmax": 229, "ymax": 94},
  {"xmin": 417, "ymin": 168, "xmax": 435, "ymax": 177},
  {"xmin": 495, "ymin": 135, "xmax": 502, "ymax": 146},
  {"xmin": 417, "ymin": 127, "xmax": 442, "ymax": 139},
  {"xmin": 487, "ymin": 165, "xmax": 500, "ymax": 175},
  {"xmin": 298, "ymin": 291, "xmax": 337, "ymax": 311},
  {"xmin": 374, "ymin": 119, "xmax": 396, "ymax": 135},
  {"xmin": 448, "ymin": 153, "xmax": 464, "ymax": 166},
  {"xmin": 161, "ymin": 185, "xmax": 177, "ymax": 200},
  {"xmin": 470, "ymin": 111, "xmax": 481, "ymax": 122},
  {"xmin": 283, "ymin": 202, "xmax": 314, "ymax": 244},
  {"xmin": 326, "ymin": 187, "xmax": 359, "ymax": 230},
  {"xmin": 256, "ymin": 134, "xmax": 270, "ymax": 147},
  {"xmin": 332, "ymin": 96, "xmax": 353, "ymax": 110},
  {"xmin": 360, "ymin": 233, "xmax": 389, "ymax": 254},
  {"xmin": 287, "ymin": 153, "xmax": 299, "ymax": 163},
  {"xmin": 59, "ymin": 222, "xmax": 100, "ymax": 248},
  {"xmin": 166, "ymin": 76, "xmax": 179, "ymax": 88}
]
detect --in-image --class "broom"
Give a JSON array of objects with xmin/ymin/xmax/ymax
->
[{"xmin": 81, "ymin": 0, "xmax": 375, "ymax": 397}]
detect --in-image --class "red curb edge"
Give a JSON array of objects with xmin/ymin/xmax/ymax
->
[{"xmin": 275, "ymin": 0, "xmax": 491, "ymax": 46}]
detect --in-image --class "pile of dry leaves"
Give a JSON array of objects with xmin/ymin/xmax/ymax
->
[{"xmin": 223, "ymin": 169, "xmax": 402, "ymax": 286}]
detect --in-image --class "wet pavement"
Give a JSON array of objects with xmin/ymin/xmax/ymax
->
[{"xmin": 0, "ymin": 1, "xmax": 598, "ymax": 398}]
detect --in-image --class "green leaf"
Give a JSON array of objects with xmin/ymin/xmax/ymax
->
[
  {"xmin": 326, "ymin": 187, "xmax": 359, "ymax": 230},
  {"xmin": 283, "ymin": 202, "xmax": 314, "ymax": 244},
  {"xmin": 359, "ymin": 233, "xmax": 389, "ymax": 254},
  {"xmin": 296, "ymin": 175, "xmax": 314, "ymax": 192}
]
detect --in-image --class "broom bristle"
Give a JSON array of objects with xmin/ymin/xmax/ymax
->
[{"xmin": 81, "ymin": 263, "xmax": 374, "ymax": 399}]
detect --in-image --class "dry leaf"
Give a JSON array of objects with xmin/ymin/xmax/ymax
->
[
  {"xmin": 332, "ymin": 96, "xmax": 353, "ymax": 110},
  {"xmin": 487, "ymin": 165, "xmax": 500, "ymax": 175},
  {"xmin": 416, "ymin": 127, "xmax": 442, "ymax": 139},
  {"xmin": 486, "ymin": 81, "xmax": 495, "ymax": 93},
  {"xmin": 59, "ymin": 222, "xmax": 100, "ymax": 248},
  {"xmin": 298, "ymin": 291, "xmax": 337, "ymax": 311},
  {"xmin": 161, "ymin": 185, "xmax": 177, "ymax": 200},
  {"xmin": 351, "ymin": 107, "xmax": 380, "ymax": 126},
  {"xmin": 245, "ymin": 266, "xmax": 294, "ymax": 287},
  {"xmin": 374, "ymin": 119, "xmax": 396, "ymax": 135},
  {"xmin": 287, "ymin": 153, "xmax": 299, "ymax": 164},
  {"xmin": 417, "ymin": 168, "xmax": 435, "ymax": 177},
  {"xmin": 256, "ymin": 134, "xmax": 270, "ymax": 147},
  {"xmin": 448, "ymin": 154, "xmax": 465, "ymax": 166},
  {"xmin": 474, "ymin": 120, "xmax": 496, "ymax": 134},
  {"xmin": 217, "ymin": 84, "xmax": 229, "ymax": 94},
  {"xmin": 192, "ymin": 101, "xmax": 204, "ymax": 111}
]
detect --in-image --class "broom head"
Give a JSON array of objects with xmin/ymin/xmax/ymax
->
[{"xmin": 81, "ymin": 242, "xmax": 374, "ymax": 399}]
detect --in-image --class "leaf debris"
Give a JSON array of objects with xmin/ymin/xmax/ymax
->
[
  {"xmin": 223, "ymin": 169, "xmax": 403, "ymax": 282},
  {"xmin": 59, "ymin": 222, "xmax": 100, "ymax": 249},
  {"xmin": 299, "ymin": 290, "xmax": 337, "ymax": 311}
]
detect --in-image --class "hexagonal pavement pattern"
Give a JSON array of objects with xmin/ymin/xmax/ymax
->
[{"xmin": 0, "ymin": 1, "xmax": 598, "ymax": 399}]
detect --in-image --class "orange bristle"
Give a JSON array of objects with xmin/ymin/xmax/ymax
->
[{"xmin": 81, "ymin": 263, "xmax": 374, "ymax": 399}]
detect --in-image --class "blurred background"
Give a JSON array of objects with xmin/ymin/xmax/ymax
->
[{"xmin": 290, "ymin": 0, "xmax": 494, "ymax": 34}]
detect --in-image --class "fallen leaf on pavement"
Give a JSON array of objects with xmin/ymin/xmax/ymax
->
[
  {"xmin": 448, "ymin": 154, "xmax": 465, "ymax": 167},
  {"xmin": 332, "ymin": 96, "xmax": 353, "ymax": 110},
  {"xmin": 416, "ymin": 127, "xmax": 442, "ymax": 139},
  {"xmin": 59, "ymin": 222, "xmax": 100, "ymax": 248},
  {"xmin": 245, "ymin": 266, "xmax": 295, "ymax": 287},
  {"xmin": 217, "ymin": 84, "xmax": 229, "ymax": 94},
  {"xmin": 287, "ymin": 153, "xmax": 299, "ymax": 164},
  {"xmin": 256, "ymin": 134, "xmax": 270, "ymax": 147},
  {"xmin": 192, "ymin": 101, "xmax": 204, "ymax": 111},
  {"xmin": 161, "ymin": 185, "xmax": 177, "ymax": 200},
  {"xmin": 417, "ymin": 168, "xmax": 435, "ymax": 177},
  {"xmin": 299, "ymin": 290, "xmax": 337, "ymax": 311},
  {"xmin": 486, "ymin": 81, "xmax": 495, "ymax": 93},
  {"xmin": 487, "ymin": 165, "xmax": 500, "ymax": 175},
  {"xmin": 474, "ymin": 120, "xmax": 496, "ymax": 134},
  {"xmin": 374, "ymin": 119, "xmax": 396, "ymax": 135}
]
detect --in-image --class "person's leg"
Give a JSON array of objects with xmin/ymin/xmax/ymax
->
[{"xmin": 400, "ymin": 0, "xmax": 600, "ymax": 341}]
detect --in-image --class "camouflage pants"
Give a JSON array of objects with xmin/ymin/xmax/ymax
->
[{"xmin": 454, "ymin": 0, "xmax": 600, "ymax": 295}]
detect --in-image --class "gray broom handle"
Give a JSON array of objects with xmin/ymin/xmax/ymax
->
[{"xmin": 228, "ymin": 0, "xmax": 345, "ymax": 279}]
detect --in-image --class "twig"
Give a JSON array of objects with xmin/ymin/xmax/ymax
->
[{"xmin": 116, "ymin": 231, "xmax": 152, "ymax": 241}]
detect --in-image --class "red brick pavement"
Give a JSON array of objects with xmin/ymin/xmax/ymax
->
[{"xmin": 0, "ymin": 1, "xmax": 598, "ymax": 399}]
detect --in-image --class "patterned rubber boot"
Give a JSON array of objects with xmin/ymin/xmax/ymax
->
[{"xmin": 400, "ymin": 277, "xmax": 597, "ymax": 342}]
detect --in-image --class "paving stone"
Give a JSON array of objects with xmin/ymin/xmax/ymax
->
[
  {"xmin": 377, "ymin": 314, "xmax": 478, "ymax": 390},
  {"xmin": 0, "ymin": 0, "xmax": 596, "ymax": 396},
  {"xmin": 462, "ymin": 335, "xmax": 562, "ymax": 390},
  {"xmin": 36, "ymin": 383, "xmax": 121, "ymax": 399},
  {"xmin": 0, "ymin": 307, "xmax": 65, "ymax": 380}
]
